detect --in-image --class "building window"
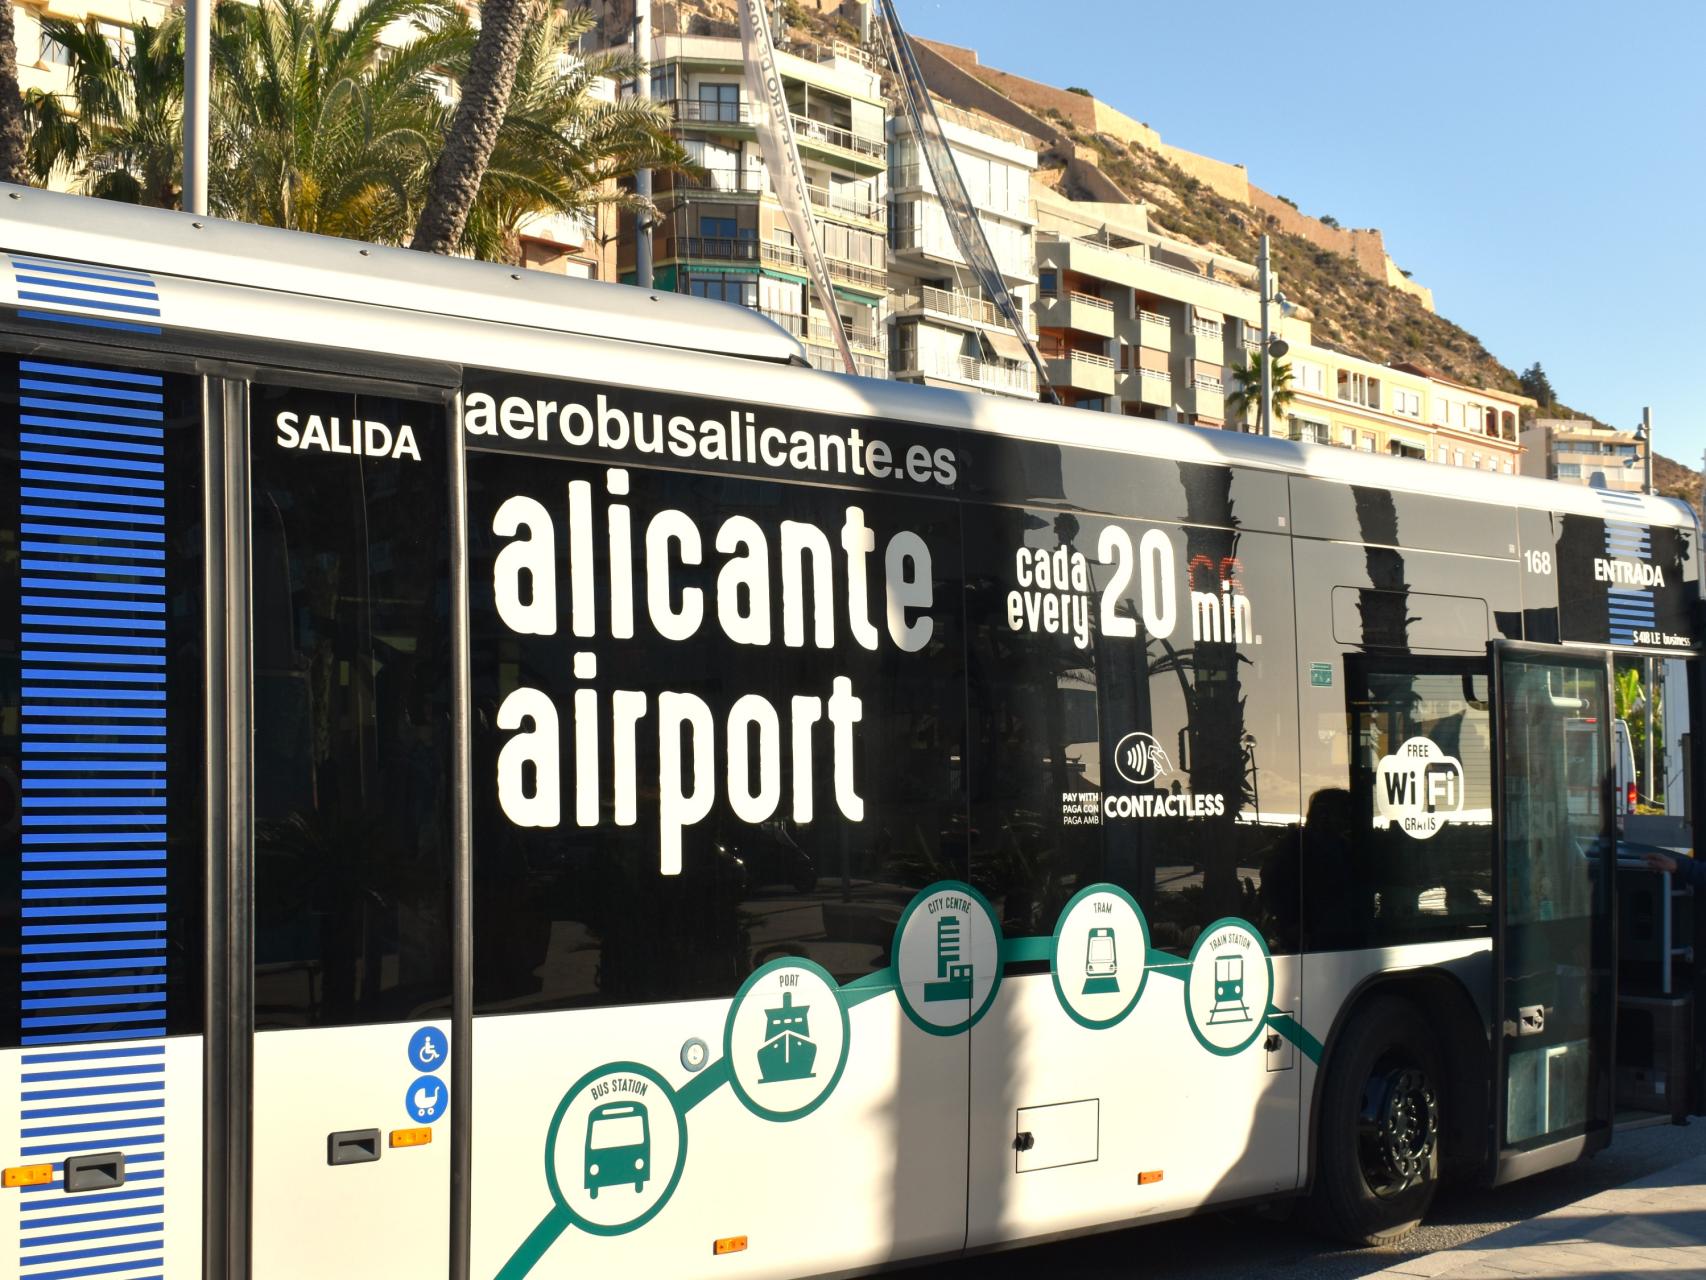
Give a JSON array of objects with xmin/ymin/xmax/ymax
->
[
  {"xmin": 1294, "ymin": 361, "xmax": 1326, "ymax": 394},
  {"xmin": 687, "ymin": 272, "xmax": 757, "ymax": 307},
  {"xmin": 1341, "ymin": 426, "xmax": 1357, "ymax": 448},
  {"xmin": 1337, "ymin": 370, "xmax": 1381, "ymax": 410},
  {"xmin": 1500, "ymin": 411, "xmax": 1516, "ymax": 440},
  {"xmin": 39, "ymin": 29, "xmax": 73, "ymax": 65},
  {"xmin": 697, "ymin": 81, "xmax": 741, "ymax": 124},
  {"xmin": 1039, "ymin": 269, "xmax": 1058, "ymax": 296},
  {"xmin": 1558, "ymin": 464, "xmax": 1581, "ymax": 478},
  {"xmin": 1392, "ymin": 388, "xmax": 1421, "ymax": 417},
  {"xmin": 1360, "ymin": 432, "xmax": 1376, "ymax": 452},
  {"xmin": 1438, "ymin": 445, "xmax": 1449, "ymax": 464},
  {"xmin": 1288, "ymin": 416, "xmax": 1331, "ymax": 445},
  {"xmin": 1454, "ymin": 449, "xmax": 1465, "ymax": 466}
]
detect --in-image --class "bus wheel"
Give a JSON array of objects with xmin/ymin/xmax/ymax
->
[{"xmin": 1307, "ymin": 995, "xmax": 1442, "ymax": 1245}]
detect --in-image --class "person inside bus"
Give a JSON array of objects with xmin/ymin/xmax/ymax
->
[{"xmin": 1644, "ymin": 849, "xmax": 1706, "ymax": 891}]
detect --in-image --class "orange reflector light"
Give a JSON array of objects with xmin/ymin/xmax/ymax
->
[
  {"xmin": 4, "ymin": 1164, "xmax": 53, "ymax": 1188},
  {"xmin": 713, "ymin": 1236, "xmax": 748, "ymax": 1256},
  {"xmin": 1138, "ymin": 1170, "xmax": 1164, "ymax": 1185},
  {"xmin": 389, "ymin": 1128, "xmax": 433, "ymax": 1149}
]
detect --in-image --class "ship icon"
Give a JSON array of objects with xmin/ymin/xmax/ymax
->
[{"xmin": 756, "ymin": 990, "xmax": 818, "ymax": 1084}]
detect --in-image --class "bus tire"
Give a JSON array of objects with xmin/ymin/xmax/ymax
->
[{"xmin": 1306, "ymin": 994, "xmax": 1442, "ymax": 1245}]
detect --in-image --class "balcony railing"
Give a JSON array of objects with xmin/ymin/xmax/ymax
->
[
  {"xmin": 1191, "ymin": 321, "xmax": 1224, "ymax": 340},
  {"xmin": 1194, "ymin": 375, "xmax": 1225, "ymax": 392},
  {"xmin": 807, "ymin": 347, "xmax": 888, "ymax": 379},
  {"xmin": 806, "ymin": 182, "xmax": 883, "ymax": 223},
  {"xmin": 889, "ymin": 163, "xmax": 1030, "ymax": 220},
  {"xmin": 669, "ymin": 98, "xmax": 754, "ymax": 126},
  {"xmin": 901, "ymin": 352, "xmax": 1036, "ymax": 394},
  {"xmin": 1140, "ymin": 368, "xmax": 1171, "ymax": 382},
  {"xmin": 668, "ymin": 168, "xmax": 882, "ymax": 223},
  {"xmin": 1070, "ymin": 290, "xmax": 1114, "ymax": 313},
  {"xmin": 1042, "ymin": 347, "xmax": 1114, "ymax": 370},
  {"xmin": 671, "ymin": 236, "xmax": 886, "ymax": 289},
  {"xmin": 759, "ymin": 308, "xmax": 886, "ymax": 355},
  {"xmin": 898, "ymin": 285, "xmax": 998, "ymax": 327},
  {"xmin": 1138, "ymin": 310, "xmax": 1171, "ymax": 328},
  {"xmin": 788, "ymin": 111, "xmax": 884, "ymax": 159}
]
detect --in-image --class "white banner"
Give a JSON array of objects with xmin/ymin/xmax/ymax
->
[{"xmin": 739, "ymin": 0, "xmax": 856, "ymax": 375}]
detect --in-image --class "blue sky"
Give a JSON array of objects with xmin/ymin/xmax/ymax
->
[{"xmin": 902, "ymin": 0, "xmax": 1706, "ymax": 468}]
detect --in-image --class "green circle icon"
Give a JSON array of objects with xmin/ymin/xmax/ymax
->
[
  {"xmin": 891, "ymin": 880, "xmax": 1005, "ymax": 1037},
  {"xmin": 544, "ymin": 1061, "xmax": 687, "ymax": 1236},
  {"xmin": 1049, "ymin": 883, "xmax": 1149, "ymax": 1030},
  {"xmin": 723, "ymin": 956, "xmax": 851, "ymax": 1122},
  {"xmin": 1183, "ymin": 917, "xmax": 1274, "ymax": 1057}
]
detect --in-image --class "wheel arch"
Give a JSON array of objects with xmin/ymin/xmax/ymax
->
[{"xmin": 1305, "ymin": 966, "xmax": 1492, "ymax": 1190}]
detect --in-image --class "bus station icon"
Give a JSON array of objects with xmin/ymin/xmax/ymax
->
[
  {"xmin": 584, "ymin": 1101, "xmax": 650, "ymax": 1198},
  {"xmin": 756, "ymin": 990, "xmax": 817, "ymax": 1084},
  {"xmin": 546, "ymin": 1062, "xmax": 687, "ymax": 1236}
]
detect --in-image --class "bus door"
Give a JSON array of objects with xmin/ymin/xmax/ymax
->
[
  {"xmin": 240, "ymin": 377, "xmax": 458, "ymax": 1276},
  {"xmin": 1490, "ymin": 643, "xmax": 1615, "ymax": 1182}
]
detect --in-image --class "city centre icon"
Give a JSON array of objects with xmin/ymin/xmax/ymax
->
[
  {"xmin": 1114, "ymin": 731, "xmax": 1172, "ymax": 786},
  {"xmin": 756, "ymin": 990, "xmax": 817, "ymax": 1084},
  {"xmin": 924, "ymin": 913, "xmax": 974, "ymax": 1003}
]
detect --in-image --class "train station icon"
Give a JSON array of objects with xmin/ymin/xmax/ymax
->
[
  {"xmin": 1207, "ymin": 954, "xmax": 1251, "ymax": 1024},
  {"xmin": 756, "ymin": 990, "xmax": 817, "ymax": 1084}
]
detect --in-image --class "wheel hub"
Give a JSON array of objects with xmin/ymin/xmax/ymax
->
[{"xmin": 1358, "ymin": 1063, "xmax": 1438, "ymax": 1198}]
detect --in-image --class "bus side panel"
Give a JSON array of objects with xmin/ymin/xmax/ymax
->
[
  {"xmin": 463, "ymin": 439, "xmax": 974, "ymax": 1278},
  {"xmin": 962, "ymin": 506, "xmax": 1304, "ymax": 1243},
  {"xmin": 0, "ymin": 349, "xmax": 207, "ymax": 1279}
]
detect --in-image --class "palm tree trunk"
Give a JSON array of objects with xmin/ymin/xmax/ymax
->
[
  {"xmin": 0, "ymin": 2, "xmax": 32, "ymax": 185},
  {"xmin": 410, "ymin": 0, "xmax": 539, "ymax": 256}
]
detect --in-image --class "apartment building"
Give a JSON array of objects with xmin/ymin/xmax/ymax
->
[
  {"xmin": 1030, "ymin": 190, "xmax": 1297, "ymax": 425},
  {"xmin": 886, "ymin": 98, "xmax": 1039, "ymax": 400},
  {"xmin": 1520, "ymin": 418, "xmax": 1646, "ymax": 492},
  {"xmin": 10, "ymin": 0, "xmax": 174, "ymax": 198},
  {"xmin": 618, "ymin": 31, "xmax": 890, "ymax": 377}
]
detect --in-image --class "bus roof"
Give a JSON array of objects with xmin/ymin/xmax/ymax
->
[
  {"xmin": 1, "ymin": 184, "xmax": 1693, "ymax": 534},
  {"xmin": 0, "ymin": 183, "xmax": 807, "ymax": 366}
]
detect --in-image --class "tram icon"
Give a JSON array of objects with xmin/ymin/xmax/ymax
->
[
  {"xmin": 1207, "ymin": 954, "xmax": 1251, "ymax": 1025},
  {"xmin": 584, "ymin": 1101, "xmax": 651, "ymax": 1198},
  {"xmin": 1082, "ymin": 926, "xmax": 1119, "ymax": 995}
]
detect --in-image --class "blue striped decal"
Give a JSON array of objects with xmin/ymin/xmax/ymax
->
[
  {"xmin": 1595, "ymin": 491, "xmax": 1656, "ymax": 644},
  {"xmin": 13, "ymin": 357, "xmax": 172, "ymax": 1280},
  {"xmin": 6, "ymin": 258, "xmax": 162, "ymax": 336}
]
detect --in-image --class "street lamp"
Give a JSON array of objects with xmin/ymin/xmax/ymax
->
[
  {"xmin": 1625, "ymin": 407, "xmax": 1653, "ymax": 495},
  {"xmin": 1256, "ymin": 235, "xmax": 1290, "ymax": 436}
]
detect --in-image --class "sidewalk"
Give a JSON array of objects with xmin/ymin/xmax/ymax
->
[{"xmin": 1372, "ymin": 1153, "xmax": 1706, "ymax": 1278}]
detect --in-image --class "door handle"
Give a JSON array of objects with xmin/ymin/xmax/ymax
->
[
  {"xmin": 327, "ymin": 1129, "xmax": 382, "ymax": 1166},
  {"xmin": 64, "ymin": 1152, "xmax": 125, "ymax": 1193}
]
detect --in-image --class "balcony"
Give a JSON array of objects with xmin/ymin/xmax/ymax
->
[
  {"xmin": 892, "ymin": 285, "xmax": 1035, "ymax": 336},
  {"xmin": 1044, "ymin": 349, "xmax": 1116, "ymax": 397},
  {"xmin": 898, "ymin": 352, "xmax": 1037, "ymax": 396},
  {"xmin": 1189, "ymin": 374, "xmax": 1225, "ymax": 420},
  {"xmin": 1137, "ymin": 310, "xmax": 1172, "ymax": 353},
  {"xmin": 1037, "ymin": 289, "xmax": 1115, "ymax": 340},
  {"xmin": 789, "ymin": 111, "xmax": 885, "ymax": 164},
  {"xmin": 760, "ymin": 308, "xmax": 887, "ymax": 357},
  {"xmin": 1117, "ymin": 367, "xmax": 1172, "ymax": 408},
  {"xmin": 668, "ymin": 98, "xmax": 754, "ymax": 128},
  {"xmin": 806, "ymin": 346, "xmax": 888, "ymax": 379},
  {"xmin": 1191, "ymin": 321, "xmax": 1225, "ymax": 362},
  {"xmin": 669, "ymin": 168, "xmax": 882, "ymax": 225},
  {"xmin": 889, "ymin": 163, "xmax": 1032, "ymax": 221},
  {"xmin": 669, "ymin": 235, "xmax": 887, "ymax": 291}
]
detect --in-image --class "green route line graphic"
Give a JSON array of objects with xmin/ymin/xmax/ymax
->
[{"xmin": 496, "ymin": 884, "xmax": 1321, "ymax": 1280}]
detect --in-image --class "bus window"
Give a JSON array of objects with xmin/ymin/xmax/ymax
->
[{"xmin": 248, "ymin": 383, "xmax": 453, "ymax": 1028}]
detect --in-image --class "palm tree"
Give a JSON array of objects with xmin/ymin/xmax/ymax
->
[
  {"xmin": 410, "ymin": 0, "xmax": 537, "ymax": 255},
  {"xmin": 1224, "ymin": 352, "xmax": 1294, "ymax": 432},
  {"xmin": 24, "ymin": 16, "xmax": 185, "ymax": 206},
  {"xmin": 0, "ymin": 2, "xmax": 29, "ymax": 183},
  {"xmin": 208, "ymin": 0, "xmax": 464, "ymax": 240},
  {"xmin": 453, "ymin": 7, "xmax": 691, "ymax": 264}
]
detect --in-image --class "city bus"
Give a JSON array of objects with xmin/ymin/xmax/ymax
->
[{"xmin": 0, "ymin": 186, "xmax": 1698, "ymax": 1280}]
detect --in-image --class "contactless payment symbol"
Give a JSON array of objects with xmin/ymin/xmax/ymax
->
[
  {"xmin": 406, "ymin": 1074, "xmax": 447, "ymax": 1123},
  {"xmin": 893, "ymin": 881, "xmax": 1003, "ymax": 1036},
  {"xmin": 546, "ymin": 1062, "xmax": 687, "ymax": 1236},
  {"xmin": 1050, "ymin": 883, "xmax": 1149, "ymax": 1029},
  {"xmin": 724, "ymin": 957, "xmax": 849, "ymax": 1122},
  {"xmin": 1184, "ymin": 917, "xmax": 1273, "ymax": 1056},
  {"xmin": 407, "ymin": 1025, "xmax": 447, "ymax": 1073}
]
